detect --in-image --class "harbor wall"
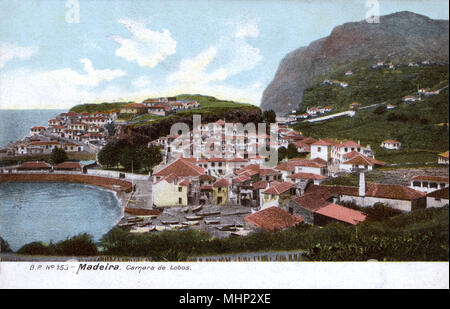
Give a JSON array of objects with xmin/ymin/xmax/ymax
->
[{"xmin": 0, "ymin": 173, "xmax": 132, "ymax": 193}]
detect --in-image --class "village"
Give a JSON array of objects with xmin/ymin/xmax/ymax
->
[{"xmin": 0, "ymin": 57, "xmax": 448, "ymax": 239}]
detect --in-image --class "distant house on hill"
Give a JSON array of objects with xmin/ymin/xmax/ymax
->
[
  {"xmin": 349, "ymin": 102, "xmax": 360, "ymax": 110},
  {"xmin": 345, "ymin": 70, "xmax": 353, "ymax": 76},
  {"xmin": 438, "ymin": 151, "xmax": 449, "ymax": 165},
  {"xmin": 381, "ymin": 139, "xmax": 402, "ymax": 150},
  {"xmin": 29, "ymin": 126, "xmax": 46, "ymax": 136},
  {"xmin": 120, "ymin": 103, "xmax": 147, "ymax": 115},
  {"xmin": 403, "ymin": 95, "xmax": 419, "ymax": 103}
]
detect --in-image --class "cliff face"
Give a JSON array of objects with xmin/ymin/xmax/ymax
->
[
  {"xmin": 261, "ymin": 11, "xmax": 449, "ymax": 115},
  {"xmin": 114, "ymin": 108, "xmax": 264, "ymax": 145}
]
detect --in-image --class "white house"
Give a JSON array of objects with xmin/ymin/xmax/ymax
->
[
  {"xmin": 438, "ymin": 151, "xmax": 449, "ymax": 165},
  {"xmin": 410, "ymin": 176, "xmax": 449, "ymax": 193},
  {"xmin": 381, "ymin": 139, "xmax": 402, "ymax": 150}
]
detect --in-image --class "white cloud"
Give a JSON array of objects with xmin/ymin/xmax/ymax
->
[
  {"xmin": 132, "ymin": 76, "xmax": 152, "ymax": 88},
  {"xmin": 113, "ymin": 19, "xmax": 176, "ymax": 68},
  {"xmin": 0, "ymin": 59, "xmax": 126, "ymax": 109},
  {"xmin": 166, "ymin": 20, "xmax": 262, "ymax": 104},
  {"xmin": 0, "ymin": 43, "xmax": 38, "ymax": 69},
  {"xmin": 235, "ymin": 20, "xmax": 259, "ymax": 39}
]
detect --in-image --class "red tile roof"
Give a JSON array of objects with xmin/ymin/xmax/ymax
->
[
  {"xmin": 292, "ymin": 190, "xmax": 335, "ymax": 211},
  {"xmin": 154, "ymin": 158, "xmax": 205, "ymax": 177},
  {"xmin": 336, "ymin": 140, "xmax": 363, "ymax": 149},
  {"xmin": 252, "ymin": 180, "xmax": 268, "ymax": 190},
  {"xmin": 411, "ymin": 176, "xmax": 449, "ymax": 183},
  {"xmin": 244, "ymin": 207, "xmax": 304, "ymax": 232},
  {"xmin": 382, "ymin": 139, "xmax": 401, "ymax": 144},
  {"xmin": 200, "ymin": 185, "xmax": 213, "ymax": 191},
  {"xmin": 316, "ymin": 204, "xmax": 367, "ymax": 225},
  {"xmin": 427, "ymin": 187, "xmax": 449, "ymax": 199},
  {"xmin": 276, "ymin": 159, "xmax": 326, "ymax": 171},
  {"xmin": 213, "ymin": 178, "xmax": 229, "ymax": 187},
  {"xmin": 123, "ymin": 103, "xmax": 147, "ymax": 108},
  {"xmin": 262, "ymin": 181, "xmax": 294, "ymax": 195},
  {"xmin": 54, "ymin": 162, "xmax": 82, "ymax": 170},
  {"xmin": 342, "ymin": 153, "xmax": 386, "ymax": 166},
  {"xmin": 29, "ymin": 141, "xmax": 60, "ymax": 146},
  {"xmin": 307, "ymin": 183, "xmax": 426, "ymax": 201},
  {"xmin": 438, "ymin": 151, "xmax": 449, "ymax": 158},
  {"xmin": 287, "ymin": 172, "xmax": 327, "ymax": 180},
  {"xmin": 18, "ymin": 161, "xmax": 52, "ymax": 170},
  {"xmin": 232, "ymin": 175, "xmax": 250, "ymax": 183},
  {"xmin": 179, "ymin": 179, "xmax": 191, "ymax": 186}
]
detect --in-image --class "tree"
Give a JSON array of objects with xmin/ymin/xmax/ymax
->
[
  {"xmin": 263, "ymin": 110, "xmax": 277, "ymax": 124},
  {"xmin": 137, "ymin": 145, "xmax": 163, "ymax": 172},
  {"xmin": 277, "ymin": 146, "xmax": 287, "ymax": 162},
  {"xmin": 50, "ymin": 147, "xmax": 68, "ymax": 164},
  {"xmin": 0, "ymin": 237, "xmax": 12, "ymax": 253},
  {"xmin": 287, "ymin": 143, "xmax": 300, "ymax": 159},
  {"xmin": 98, "ymin": 142, "xmax": 120, "ymax": 168}
]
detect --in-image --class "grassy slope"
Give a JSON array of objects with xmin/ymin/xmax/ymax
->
[
  {"xmin": 129, "ymin": 94, "xmax": 259, "ymax": 127},
  {"xmin": 301, "ymin": 60, "xmax": 449, "ymax": 112},
  {"xmin": 293, "ymin": 63, "xmax": 449, "ymax": 165}
]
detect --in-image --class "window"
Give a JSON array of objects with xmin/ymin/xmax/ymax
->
[
  {"xmin": 317, "ymin": 147, "xmax": 321, "ymax": 152},
  {"xmin": 178, "ymin": 198, "xmax": 182, "ymax": 204},
  {"xmin": 413, "ymin": 181, "xmax": 420, "ymax": 187},
  {"xmin": 178, "ymin": 187, "xmax": 182, "ymax": 192}
]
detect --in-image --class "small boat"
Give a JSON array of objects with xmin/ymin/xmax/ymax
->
[
  {"xmin": 181, "ymin": 221, "xmax": 200, "ymax": 226},
  {"xmin": 170, "ymin": 224, "xmax": 185, "ymax": 229},
  {"xmin": 192, "ymin": 205, "xmax": 203, "ymax": 213},
  {"xmin": 155, "ymin": 225, "xmax": 167, "ymax": 231},
  {"xmin": 204, "ymin": 219, "xmax": 220, "ymax": 225},
  {"xmin": 198, "ymin": 211, "xmax": 221, "ymax": 217},
  {"xmin": 217, "ymin": 225, "xmax": 238, "ymax": 231},
  {"xmin": 161, "ymin": 220, "xmax": 179, "ymax": 225},
  {"xmin": 185, "ymin": 215, "xmax": 203, "ymax": 221},
  {"xmin": 118, "ymin": 222, "xmax": 135, "ymax": 228},
  {"xmin": 182, "ymin": 207, "xmax": 189, "ymax": 213}
]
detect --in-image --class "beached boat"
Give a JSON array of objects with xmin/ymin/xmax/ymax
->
[
  {"xmin": 161, "ymin": 220, "xmax": 179, "ymax": 225},
  {"xmin": 197, "ymin": 211, "xmax": 221, "ymax": 217},
  {"xmin": 181, "ymin": 221, "xmax": 200, "ymax": 226},
  {"xmin": 192, "ymin": 205, "xmax": 203, "ymax": 213},
  {"xmin": 204, "ymin": 219, "xmax": 220, "ymax": 225},
  {"xmin": 182, "ymin": 207, "xmax": 189, "ymax": 213},
  {"xmin": 185, "ymin": 215, "xmax": 203, "ymax": 221}
]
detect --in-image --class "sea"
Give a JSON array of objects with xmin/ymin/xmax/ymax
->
[
  {"xmin": 0, "ymin": 109, "xmax": 122, "ymax": 251},
  {"xmin": 0, "ymin": 109, "xmax": 66, "ymax": 147},
  {"xmin": 0, "ymin": 182, "xmax": 122, "ymax": 251}
]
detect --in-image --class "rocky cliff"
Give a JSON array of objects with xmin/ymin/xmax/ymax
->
[{"xmin": 261, "ymin": 11, "xmax": 449, "ymax": 115}]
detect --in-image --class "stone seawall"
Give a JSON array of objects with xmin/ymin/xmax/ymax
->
[{"xmin": 0, "ymin": 173, "xmax": 132, "ymax": 193}]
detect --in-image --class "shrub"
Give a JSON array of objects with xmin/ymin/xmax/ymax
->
[
  {"xmin": 17, "ymin": 242, "xmax": 55, "ymax": 255},
  {"xmin": 53, "ymin": 234, "xmax": 98, "ymax": 256},
  {"xmin": 0, "ymin": 237, "xmax": 12, "ymax": 253}
]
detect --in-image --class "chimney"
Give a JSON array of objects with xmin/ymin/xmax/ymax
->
[{"xmin": 359, "ymin": 172, "xmax": 366, "ymax": 197}]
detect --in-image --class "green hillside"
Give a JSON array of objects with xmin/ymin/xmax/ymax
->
[
  {"xmin": 300, "ymin": 61, "xmax": 448, "ymax": 113},
  {"xmin": 293, "ymin": 63, "xmax": 449, "ymax": 165}
]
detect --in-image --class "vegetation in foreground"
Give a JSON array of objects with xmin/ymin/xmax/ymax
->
[{"xmin": 5, "ymin": 206, "xmax": 447, "ymax": 261}]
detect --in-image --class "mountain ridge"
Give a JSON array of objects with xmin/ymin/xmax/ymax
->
[{"xmin": 261, "ymin": 11, "xmax": 449, "ymax": 115}]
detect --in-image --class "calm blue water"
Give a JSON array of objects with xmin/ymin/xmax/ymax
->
[
  {"xmin": 0, "ymin": 109, "xmax": 66, "ymax": 147},
  {"xmin": 0, "ymin": 182, "xmax": 122, "ymax": 251}
]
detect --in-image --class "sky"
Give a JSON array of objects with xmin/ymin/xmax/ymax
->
[{"xmin": 0, "ymin": 0, "xmax": 448, "ymax": 109}]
